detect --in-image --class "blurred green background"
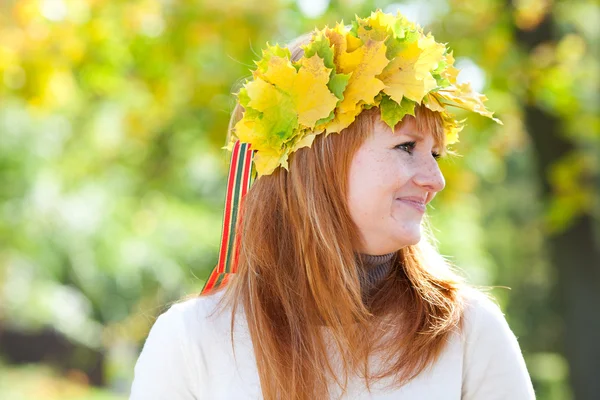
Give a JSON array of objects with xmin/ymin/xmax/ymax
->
[{"xmin": 0, "ymin": 0, "xmax": 598, "ymax": 399}]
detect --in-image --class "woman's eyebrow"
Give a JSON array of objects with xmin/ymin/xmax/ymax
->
[{"xmin": 402, "ymin": 130, "xmax": 424, "ymax": 141}]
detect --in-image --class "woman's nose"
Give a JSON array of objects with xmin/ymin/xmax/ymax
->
[{"xmin": 413, "ymin": 156, "xmax": 446, "ymax": 193}]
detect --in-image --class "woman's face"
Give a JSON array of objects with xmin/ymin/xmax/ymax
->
[{"xmin": 347, "ymin": 116, "xmax": 445, "ymax": 255}]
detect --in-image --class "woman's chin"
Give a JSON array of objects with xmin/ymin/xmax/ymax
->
[
  {"xmin": 372, "ymin": 233, "xmax": 422, "ymax": 254},
  {"xmin": 392, "ymin": 231, "xmax": 422, "ymax": 249}
]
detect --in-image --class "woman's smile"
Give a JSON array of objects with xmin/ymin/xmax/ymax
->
[{"xmin": 395, "ymin": 196, "xmax": 427, "ymax": 213}]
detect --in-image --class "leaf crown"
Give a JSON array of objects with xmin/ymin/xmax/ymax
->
[{"xmin": 232, "ymin": 10, "xmax": 502, "ymax": 176}]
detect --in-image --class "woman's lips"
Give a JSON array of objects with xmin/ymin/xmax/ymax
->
[{"xmin": 395, "ymin": 197, "xmax": 426, "ymax": 213}]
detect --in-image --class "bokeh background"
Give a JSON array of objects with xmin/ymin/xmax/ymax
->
[{"xmin": 0, "ymin": 0, "xmax": 598, "ymax": 399}]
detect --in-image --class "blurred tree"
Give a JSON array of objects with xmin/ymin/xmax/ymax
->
[{"xmin": 512, "ymin": 1, "xmax": 600, "ymax": 398}]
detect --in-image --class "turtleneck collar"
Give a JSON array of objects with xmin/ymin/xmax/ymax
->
[
  {"xmin": 357, "ymin": 252, "xmax": 396, "ymax": 296},
  {"xmin": 359, "ymin": 252, "xmax": 396, "ymax": 269}
]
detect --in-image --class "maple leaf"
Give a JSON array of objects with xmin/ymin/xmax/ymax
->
[
  {"xmin": 236, "ymin": 53, "xmax": 338, "ymax": 175},
  {"xmin": 253, "ymin": 149, "xmax": 289, "ymax": 176},
  {"xmin": 380, "ymin": 95, "xmax": 416, "ymax": 129},
  {"xmin": 346, "ymin": 31, "xmax": 363, "ymax": 52},
  {"xmin": 324, "ymin": 23, "xmax": 349, "ymax": 64},
  {"xmin": 354, "ymin": 10, "xmax": 409, "ymax": 42},
  {"xmin": 322, "ymin": 106, "xmax": 361, "ymax": 134},
  {"xmin": 327, "ymin": 72, "xmax": 351, "ymax": 100},
  {"xmin": 324, "ymin": 27, "xmax": 388, "ymax": 133},
  {"xmin": 289, "ymin": 55, "xmax": 339, "ymax": 127},
  {"xmin": 303, "ymin": 31, "xmax": 351, "ymax": 102},
  {"xmin": 378, "ymin": 40, "xmax": 434, "ymax": 104},
  {"xmin": 302, "ymin": 31, "xmax": 335, "ymax": 69},
  {"xmin": 290, "ymin": 129, "xmax": 321, "ymax": 152},
  {"xmin": 423, "ymin": 93, "xmax": 445, "ymax": 112},
  {"xmin": 254, "ymin": 44, "xmax": 291, "ymax": 74},
  {"xmin": 249, "ymin": 53, "xmax": 338, "ymax": 129},
  {"xmin": 440, "ymin": 51, "xmax": 459, "ymax": 84},
  {"xmin": 414, "ymin": 35, "xmax": 446, "ymax": 79},
  {"xmin": 437, "ymin": 82, "xmax": 502, "ymax": 124},
  {"xmin": 241, "ymin": 77, "xmax": 298, "ymax": 149},
  {"xmin": 377, "ymin": 33, "xmax": 445, "ymax": 106},
  {"xmin": 440, "ymin": 111, "xmax": 464, "ymax": 145}
]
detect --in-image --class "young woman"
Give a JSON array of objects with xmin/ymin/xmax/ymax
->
[{"xmin": 130, "ymin": 10, "xmax": 535, "ymax": 400}]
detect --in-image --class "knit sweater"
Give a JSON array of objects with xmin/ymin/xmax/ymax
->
[{"xmin": 130, "ymin": 262, "xmax": 535, "ymax": 400}]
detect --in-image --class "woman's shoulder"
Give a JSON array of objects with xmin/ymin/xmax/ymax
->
[
  {"xmin": 155, "ymin": 290, "xmax": 233, "ymax": 338},
  {"xmin": 130, "ymin": 290, "xmax": 235, "ymax": 399},
  {"xmin": 456, "ymin": 287, "xmax": 536, "ymax": 399},
  {"xmin": 457, "ymin": 288, "xmax": 528, "ymax": 365},
  {"xmin": 459, "ymin": 287, "xmax": 509, "ymax": 332}
]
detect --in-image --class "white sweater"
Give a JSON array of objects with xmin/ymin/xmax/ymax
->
[{"xmin": 130, "ymin": 289, "xmax": 535, "ymax": 399}]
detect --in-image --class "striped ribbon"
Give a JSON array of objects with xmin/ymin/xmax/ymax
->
[{"xmin": 201, "ymin": 141, "xmax": 254, "ymax": 294}]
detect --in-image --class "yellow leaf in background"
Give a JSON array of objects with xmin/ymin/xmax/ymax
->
[
  {"xmin": 335, "ymin": 39, "xmax": 388, "ymax": 114},
  {"xmin": 437, "ymin": 82, "xmax": 503, "ymax": 124}
]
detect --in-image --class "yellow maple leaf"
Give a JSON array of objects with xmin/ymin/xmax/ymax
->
[
  {"xmin": 441, "ymin": 111, "xmax": 464, "ymax": 145},
  {"xmin": 346, "ymin": 33, "xmax": 363, "ymax": 52},
  {"xmin": 325, "ymin": 23, "xmax": 349, "ymax": 65},
  {"xmin": 414, "ymin": 35, "xmax": 446, "ymax": 79},
  {"xmin": 237, "ymin": 54, "xmax": 339, "ymax": 175},
  {"xmin": 378, "ymin": 33, "xmax": 445, "ymax": 105},
  {"xmin": 442, "ymin": 51, "xmax": 459, "ymax": 84},
  {"xmin": 423, "ymin": 93, "xmax": 445, "ymax": 112},
  {"xmin": 356, "ymin": 10, "xmax": 417, "ymax": 42},
  {"xmin": 260, "ymin": 55, "xmax": 338, "ymax": 128},
  {"xmin": 356, "ymin": 13, "xmax": 390, "ymax": 41},
  {"xmin": 242, "ymin": 76, "xmax": 297, "ymax": 147},
  {"xmin": 325, "ymin": 105, "xmax": 362, "ymax": 134},
  {"xmin": 245, "ymin": 76, "xmax": 286, "ymax": 116},
  {"xmin": 234, "ymin": 118, "xmax": 258, "ymax": 147},
  {"xmin": 253, "ymin": 150, "xmax": 289, "ymax": 176},
  {"xmin": 335, "ymin": 39, "xmax": 388, "ymax": 114},
  {"xmin": 437, "ymin": 82, "xmax": 502, "ymax": 124},
  {"xmin": 290, "ymin": 129, "xmax": 321, "ymax": 152},
  {"xmin": 379, "ymin": 40, "xmax": 437, "ymax": 104},
  {"xmin": 295, "ymin": 55, "xmax": 340, "ymax": 127}
]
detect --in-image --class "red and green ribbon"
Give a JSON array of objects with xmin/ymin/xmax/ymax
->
[{"xmin": 201, "ymin": 141, "xmax": 254, "ymax": 294}]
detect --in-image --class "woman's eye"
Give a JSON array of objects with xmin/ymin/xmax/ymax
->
[{"xmin": 395, "ymin": 141, "xmax": 416, "ymax": 154}]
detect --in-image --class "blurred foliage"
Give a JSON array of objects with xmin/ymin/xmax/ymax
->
[
  {"xmin": 0, "ymin": 359, "xmax": 125, "ymax": 400},
  {"xmin": 0, "ymin": 0, "xmax": 598, "ymax": 398}
]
